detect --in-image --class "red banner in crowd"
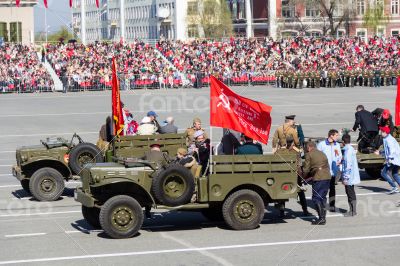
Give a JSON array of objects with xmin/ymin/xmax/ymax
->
[
  {"xmin": 210, "ymin": 76, "xmax": 272, "ymax": 144},
  {"xmin": 396, "ymin": 77, "xmax": 400, "ymax": 125},
  {"xmin": 43, "ymin": 0, "xmax": 48, "ymax": 8},
  {"xmin": 69, "ymin": 0, "xmax": 73, "ymax": 8},
  {"xmin": 96, "ymin": 0, "xmax": 100, "ymax": 8},
  {"xmin": 112, "ymin": 57, "xmax": 124, "ymax": 136},
  {"xmin": 16, "ymin": 0, "xmax": 20, "ymax": 7}
]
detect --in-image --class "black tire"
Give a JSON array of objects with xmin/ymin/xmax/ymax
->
[
  {"xmin": 201, "ymin": 205, "xmax": 224, "ymax": 222},
  {"xmin": 151, "ymin": 164, "xmax": 195, "ymax": 206},
  {"xmin": 20, "ymin": 179, "xmax": 30, "ymax": 194},
  {"xmin": 222, "ymin": 189, "xmax": 265, "ymax": 230},
  {"xmin": 99, "ymin": 195, "xmax": 144, "ymax": 239},
  {"xmin": 365, "ymin": 168, "xmax": 382, "ymax": 179},
  {"xmin": 69, "ymin": 143, "xmax": 104, "ymax": 175},
  {"xmin": 29, "ymin": 168, "xmax": 65, "ymax": 201},
  {"xmin": 82, "ymin": 206, "xmax": 101, "ymax": 229}
]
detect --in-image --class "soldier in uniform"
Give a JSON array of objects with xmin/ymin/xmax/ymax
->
[
  {"xmin": 272, "ymin": 115, "xmax": 300, "ymax": 153},
  {"xmin": 142, "ymin": 143, "xmax": 168, "ymax": 163},
  {"xmin": 314, "ymin": 70, "xmax": 321, "ymax": 88},
  {"xmin": 327, "ymin": 70, "xmax": 333, "ymax": 88},
  {"xmin": 332, "ymin": 70, "xmax": 338, "ymax": 88},
  {"xmin": 384, "ymin": 67, "xmax": 391, "ymax": 86},
  {"xmin": 303, "ymin": 141, "xmax": 331, "ymax": 225},
  {"xmin": 298, "ymin": 71, "xmax": 304, "ymax": 89},
  {"xmin": 185, "ymin": 117, "xmax": 208, "ymax": 146},
  {"xmin": 275, "ymin": 137, "xmax": 310, "ymax": 216},
  {"xmin": 287, "ymin": 71, "xmax": 293, "ymax": 89},
  {"xmin": 276, "ymin": 70, "xmax": 282, "ymax": 88},
  {"xmin": 350, "ymin": 69, "xmax": 355, "ymax": 87},
  {"xmin": 368, "ymin": 68, "xmax": 374, "ymax": 87}
]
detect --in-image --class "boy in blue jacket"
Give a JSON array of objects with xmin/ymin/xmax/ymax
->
[{"xmin": 341, "ymin": 135, "xmax": 361, "ymax": 217}]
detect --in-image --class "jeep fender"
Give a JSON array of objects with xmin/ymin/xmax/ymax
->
[{"xmin": 21, "ymin": 159, "xmax": 71, "ymax": 179}]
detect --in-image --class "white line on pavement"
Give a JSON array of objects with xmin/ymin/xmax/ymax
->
[
  {"xmin": 388, "ymin": 210, "xmax": 400, "ymax": 213},
  {"xmin": 0, "ymin": 174, "xmax": 12, "ymax": 177},
  {"xmin": 4, "ymin": 233, "xmax": 47, "ymax": 238},
  {"xmin": 0, "ymin": 151, "xmax": 15, "ymax": 154},
  {"xmin": 0, "ymin": 185, "xmax": 20, "ymax": 188},
  {"xmin": 1, "ymin": 234, "xmax": 400, "ymax": 264},
  {"xmin": 0, "ymin": 210, "xmax": 80, "ymax": 218},
  {"xmin": 273, "ymin": 101, "xmax": 391, "ymax": 107},
  {"xmin": 0, "ymin": 165, "xmax": 12, "ymax": 167}
]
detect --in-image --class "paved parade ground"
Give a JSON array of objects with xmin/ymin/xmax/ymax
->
[{"xmin": 0, "ymin": 85, "xmax": 400, "ymax": 265}]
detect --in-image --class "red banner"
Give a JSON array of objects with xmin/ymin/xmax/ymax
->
[
  {"xmin": 96, "ymin": 0, "xmax": 100, "ymax": 8},
  {"xmin": 43, "ymin": 0, "xmax": 48, "ymax": 8},
  {"xmin": 69, "ymin": 0, "xmax": 73, "ymax": 8},
  {"xmin": 112, "ymin": 58, "xmax": 124, "ymax": 136},
  {"xmin": 396, "ymin": 77, "xmax": 400, "ymax": 125},
  {"xmin": 210, "ymin": 76, "xmax": 272, "ymax": 144},
  {"xmin": 16, "ymin": 0, "xmax": 20, "ymax": 7}
]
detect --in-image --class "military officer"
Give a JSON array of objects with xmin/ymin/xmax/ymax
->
[
  {"xmin": 303, "ymin": 141, "xmax": 331, "ymax": 225},
  {"xmin": 142, "ymin": 143, "xmax": 167, "ymax": 163},
  {"xmin": 185, "ymin": 117, "xmax": 208, "ymax": 146},
  {"xmin": 272, "ymin": 115, "xmax": 300, "ymax": 153},
  {"xmin": 275, "ymin": 137, "xmax": 310, "ymax": 216}
]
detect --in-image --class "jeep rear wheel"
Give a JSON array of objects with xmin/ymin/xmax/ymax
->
[
  {"xmin": 222, "ymin": 189, "xmax": 265, "ymax": 230},
  {"xmin": 20, "ymin": 179, "xmax": 30, "ymax": 194},
  {"xmin": 69, "ymin": 143, "xmax": 104, "ymax": 175},
  {"xmin": 99, "ymin": 195, "xmax": 143, "ymax": 239},
  {"xmin": 29, "ymin": 168, "xmax": 65, "ymax": 201},
  {"xmin": 82, "ymin": 206, "xmax": 101, "ymax": 229}
]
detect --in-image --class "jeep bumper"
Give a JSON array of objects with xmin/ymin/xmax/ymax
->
[
  {"xmin": 74, "ymin": 187, "xmax": 95, "ymax": 208},
  {"xmin": 12, "ymin": 165, "xmax": 24, "ymax": 181}
]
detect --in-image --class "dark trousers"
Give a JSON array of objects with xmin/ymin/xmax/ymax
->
[
  {"xmin": 358, "ymin": 131, "xmax": 378, "ymax": 151},
  {"xmin": 345, "ymin": 185, "xmax": 356, "ymax": 206},
  {"xmin": 312, "ymin": 179, "xmax": 330, "ymax": 206},
  {"xmin": 297, "ymin": 176, "xmax": 308, "ymax": 211},
  {"xmin": 329, "ymin": 175, "xmax": 336, "ymax": 208}
]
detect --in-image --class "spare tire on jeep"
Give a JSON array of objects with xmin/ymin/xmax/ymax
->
[
  {"xmin": 69, "ymin": 143, "xmax": 104, "ymax": 175},
  {"xmin": 151, "ymin": 164, "xmax": 195, "ymax": 206}
]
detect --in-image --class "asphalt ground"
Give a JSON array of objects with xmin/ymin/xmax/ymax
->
[{"xmin": 0, "ymin": 85, "xmax": 399, "ymax": 265}]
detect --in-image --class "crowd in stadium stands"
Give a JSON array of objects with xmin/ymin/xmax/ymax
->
[
  {"xmin": 0, "ymin": 44, "xmax": 54, "ymax": 93},
  {"xmin": 45, "ymin": 41, "xmax": 183, "ymax": 91},
  {"xmin": 2, "ymin": 36, "xmax": 400, "ymax": 93}
]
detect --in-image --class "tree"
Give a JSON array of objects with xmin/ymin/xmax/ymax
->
[
  {"xmin": 35, "ymin": 26, "xmax": 76, "ymax": 43},
  {"xmin": 363, "ymin": 1, "xmax": 390, "ymax": 36},
  {"xmin": 287, "ymin": 0, "xmax": 356, "ymax": 37},
  {"xmin": 186, "ymin": 0, "xmax": 233, "ymax": 39}
]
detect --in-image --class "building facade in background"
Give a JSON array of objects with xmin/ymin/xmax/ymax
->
[
  {"xmin": 0, "ymin": 0, "xmax": 37, "ymax": 44},
  {"xmin": 71, "ymin": 0, "xmax": 400, "ymax": 44}
]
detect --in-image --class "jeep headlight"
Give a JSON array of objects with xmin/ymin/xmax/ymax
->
[{"xmin": 92, "ymin": 174, "xmax": 101, "ymax": 183}]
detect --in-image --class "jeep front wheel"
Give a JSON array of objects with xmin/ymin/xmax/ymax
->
[
  {"xmin": 99, "ymin": 195, "xmax": 143, "ymax": 239},
  {"xmin": 29, "ymin": 168, "xmax": 65, "ymax": 201},
  {"xmin": 82, "ymin": 206, "xmax": 101, "ymax": 229},
  {"xmin": 222, "ymin": 189, "xmax": 265, "ymax": 230}
]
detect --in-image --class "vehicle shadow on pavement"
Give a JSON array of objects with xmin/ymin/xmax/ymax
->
[
  {"xmin": 11, "ymin": 187, "xmax": 75, "ymax": 201},
  {"xmin": 357, "ymin": 185, "xmax": 390, "ymax": 193}
]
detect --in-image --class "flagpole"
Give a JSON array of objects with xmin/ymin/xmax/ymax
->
[{"xmin": 209, "ymin": 126, "xmax": 213, "ymax": 175}]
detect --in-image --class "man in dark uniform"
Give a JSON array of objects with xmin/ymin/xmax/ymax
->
[
  {"xmin": 352, "ymin": 105, "xmax": 379, "ymax": 152},
  {"xmin": 142, "ymin": 143, "xmax": 167, "ymax": 163},
  {"xmin": 303, "ymin": 141, "xmax": 331, "ymax": 225},
  {"xmin": 276, "ymin": 137, "xmax": 310, "ymax": 216}
]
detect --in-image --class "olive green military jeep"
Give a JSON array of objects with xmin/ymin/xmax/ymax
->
[
  {"xmin": 12, "ymin": 132, "xmax": 186, "ymax": 201},
  {"xmin": 74, "ymin": 154, "xmax": 298, "ymax": 239}
]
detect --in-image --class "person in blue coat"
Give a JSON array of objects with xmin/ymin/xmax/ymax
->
[
  {"xmin": 317, "ymin": 129, "xmax": 343, "ymax": 211},
  {"xmin": 375, "ymin": 126, "xmax": 400, "ymax": 194},
  {"xmin": 341, "ymin": 134, "xmax": 361, "ymax": 217}
]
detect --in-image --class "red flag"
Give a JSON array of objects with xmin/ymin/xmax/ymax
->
[
  {"xmin": 96, "ymin": 0, "xmax": 100, "ymax": 8},
  {"xmin": 69, "ymin": 0, "xmax": 73, "ymax": 8},
  {"xmin": 112, "ymin": 58, "xmax": 124, "ymax": 136},
  {"xmin": 396, "ymin": 77, "xmax": 400, "ymax": 125},
  {"xmin": 16, "ymin": 0, "xmax": 20, "ymax": 7},
  {"xmin": 210, "ymin": 76, "xmax": 272, "ymax": 144},
  {"xmin": 43, "ymin": 0, "xmax": 48, "ymax": 8}
]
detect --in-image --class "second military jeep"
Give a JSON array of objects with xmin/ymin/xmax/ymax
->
[
  {"xmin": 12, "ymin": 132, "xmax": 187, "ymax": 201},
  {"xmin": 75, "ymin": 153, "xmax": 298, "ymax": 239}
]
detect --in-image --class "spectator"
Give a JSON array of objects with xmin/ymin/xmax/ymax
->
[{"xmin": 147, "ymin": 111, "xmax": 161, "ymax": 132}]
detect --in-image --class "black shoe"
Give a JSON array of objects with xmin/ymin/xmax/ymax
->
[
  {"xmin": 328, "ymin": 206, "xmax": 337, "ymax": 212},
  {"xmin": 302, "ymin": 210, "xmax": 311, "ymax": 216},
  {"xmin": 311, "ymin": 218, "xmax": 326, "ymax": 225},
  {"xmin": 343, "ymin": 211, "xmax": 354, "ymax": 217}
]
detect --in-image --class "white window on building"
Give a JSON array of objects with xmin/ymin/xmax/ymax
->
[
  {"xmin": 334, "ymin": 0, "xmax": 344, "ymax": 16},
  {"xmin": 357, "ymin": 0, "xmax": 365, "ymax": 15},
  {"xmin": 187, "ymin": 1, "xmax": 198, "ymax": 15},
  {"xmin": 392, "ymin": 0, "xmax": 399, "ymax": 15},
  {"xmin": 305, "ymin": 2, "xmax": 320, "ymax": 17},
  {"xmin": 337, "ymin": 29, "xmax": 346, "ymax": 37},
  {"xmin": 188, "ymin": 25, "xmax": 199, "ymax": 38},
  {"xmin": 377, "ymin": 26, "xmax": 385, "ymax": 37},
  {"xmin": 392, "ymin": 29, "xmax": 400, "ymax": 36},
  {"xmin": 356, "ymin": 28, "xmax": 367, "ymax": 41},
  {"xmin": 282, "ymin": 0, "xmax": 295, "ymax": 18}
]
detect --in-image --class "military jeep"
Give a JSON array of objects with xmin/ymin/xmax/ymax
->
[
  {"xmin": 12, "ymin": 132, "xmax": 187, "ymax": 201},
  {"xmin": 74, "ymin": 154, "xmax": 298, "ymax": 239}
]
